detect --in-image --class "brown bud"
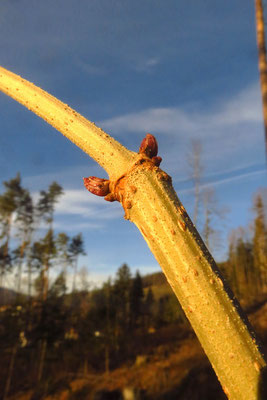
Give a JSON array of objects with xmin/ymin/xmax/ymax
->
[
  {"xmin": 151, "ymin": 156, "xmax": 162, "ymax": 166},
  {"xmin": 83, "ymin": 176, "xmax": 110, "ymax": 196},
  {"xmin": 139, "ymin": 133, "xmax": 158, "ymax": 158},
  {"xmin": 104, "ymin": 193, "xmax": 117, "ymax": 202}
]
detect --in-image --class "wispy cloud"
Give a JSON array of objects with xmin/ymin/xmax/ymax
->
[
  {"xmin": 26, "ymin": 186, "xmax": 122, "ymax": 232},
  {"xmin": 177, "ymin": 166, "xmax": 266, "ymax": 195},
  {"xmin": 134, "ymin": 57, "xmax": 161, "ymax": 72},
  {"xmin": 76, "ymin": 59, "xmax": 107, "ymax": 76},
  {"xmin": 99, "ymin": 106, "xmax": 196, "ymax": 135},
  {"xmin": 54, "ymin": 189, "xmax": 121, "ymax": 219},
  {"xmin": 99, "ymin": 82, "xmax": 262, "ymax": 136},
  {"xmin": 53, "ymin": 220, "xmax": 105, "ymax": 232},
  {"xmin": 99, "ymin": 81, "xmax": 264, "ymax": 176}
]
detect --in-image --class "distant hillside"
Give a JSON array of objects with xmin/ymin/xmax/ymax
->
[
  {"xmin": 141, "ymin": 261, "xmax": 229, "ymax": 302},
  {"xmin": 141, "ymin": 271, "xmax": 179, "ymax": 304},
  {"xmin": 0, "ymin": 288, "xmax": 29, "ymax": 305},
  {"xmin": 0, "ymin": 287, "xmax": 18, "ymax": 305},
  {"xmin": 142, "ymin": 271, "xmax": 167, "ymax": 288},
  {"xmin": 142, "ymin": 261, "xmax": 227, "ymax": 288}
]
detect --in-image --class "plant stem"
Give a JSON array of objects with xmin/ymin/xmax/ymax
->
[
  {"xmin": 255, "ymin": 0, "xmax": 267, "ymax": 156},
  {"xmin": 0, "ymin": 66, "xmax": 136, "ymax": 180},
  {"xmin": 0, "ymin": 66, "xmax": 266, "ymax": 400},
  {"xmin": 123, "ymin": 161, "xmax": 266, "ymax": 399}
]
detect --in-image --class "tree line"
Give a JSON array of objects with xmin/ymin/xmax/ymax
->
[
  {"xmin": 0, "ymin": 173, "xmax": 86, "ymax": 299},
  {"xmin": 0, "ymin": 174, "xmax": 266, "ymax": 399},
  {"xmin": 221, "ymin": 192, "xmax": 267, "ymax": 305},
  {"xmin": 0, "ymin": 174, "xmax": 86, "ymax": 398}
]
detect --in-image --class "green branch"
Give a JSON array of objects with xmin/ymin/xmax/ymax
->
[{"xmin": 0, "ymin": 66, "xmax": 266, "ymax": 400}]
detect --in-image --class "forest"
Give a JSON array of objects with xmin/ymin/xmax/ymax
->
[{"xmin": 0, "ymin": 174, "xmax": 266, "ymax": 400}]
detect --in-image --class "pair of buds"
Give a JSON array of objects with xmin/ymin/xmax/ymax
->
[{"xmin": 83, "ymin": 133, "xmax": 162, "ymax": 199}]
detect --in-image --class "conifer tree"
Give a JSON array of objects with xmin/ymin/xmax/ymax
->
[
  {"xmin": 253, "ymin": 194, "xmax": 267, "ymax": 295},
  {"xmin": 144, "ymin": 287, "xmax": 155, "ymax": 328},
  {"xmin": 35, "ymin": 182, "xmax": 63, "ymax": 383},
  {"xmin": 37, "ymin": 182, "xmax": 63, "ymax": 228},
  {"xmin": 14, "ymin": 188, "xmax": 34, "ymax": 294},
  {"xmin": 50, "ymin": 271, "xmax": 67, "ymax": 298},
  {"xmin": 56, "ymin": 232, "xmax": 70, "ymax": 294},
  {"xmin": 235, "ymin": 238, "xmax": 254, "ymax": 300},
  {"xmin": 113, "ymin": 264, "xmax": 132, "ymax": 334},
  {"xmin": 129, "ymin": 270, "xmax": 144, "ymax": 328},
  {"xmin": 227, "ymin": 238, "xmax": 239, "ymax": 297},
  {"xmin": 0, "ymin": 174, "xmax": 22, "ymax": 288},
  {"xmin": 68, "ymin": 233, "xmax": 85, "ymax": 293},
  {"xmin": 0, "ymin": 176, "xmax": 33, "ymax": 399}
]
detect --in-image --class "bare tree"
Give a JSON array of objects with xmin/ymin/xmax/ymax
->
[
  {"xmin": 201, "ymin": 187, "xmax": 228, "ymax": 252},
  {"xmin": 77, "ymin": 266, "xmax": 91, "ymax": 293},
  {"xmin": 187, "ymin": 139, "xmax": 203, "ymax": 226},
  {"xmin": 255, "ymin": 0, "xmax": 267, "ymax": 155}
]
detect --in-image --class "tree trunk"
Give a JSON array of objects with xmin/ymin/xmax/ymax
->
[
  {"xmin": 72, "ymin": 258, "xmax": 78, "ymax": 293},
  {"xmin": 105, "ymin": 345, "xmax": 110, "ymax": 374},
  {"xmin": 3, "ymin": 343, "xmax": 18, "ymax": 400},
  {"xmin": 37, "ymin": 339, "xmax": 47, "ymax": 383},
  {"xmin": 255, "ymin": 0, "xmax": 267, "ymax": 154},
  {"xmin": 1, "ymin": 214, "xmax": 12, "ymax": 299},
  {"xmin": 83, "ymin": 356, "xmax": 89, "ymax": 375},
  {"xmin": 17, "ymin": 241, "xmax": 27, "ymax": 294},
  {"xmin": 28, "ymin": 259, "xmax": 32, "ymax": 299}
]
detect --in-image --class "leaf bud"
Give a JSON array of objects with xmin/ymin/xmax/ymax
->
[
  {"xmin": 151, "ymin": 156, "xmax": 162, "ymax": 166},
  {"xmin": 139, "ymin": 133, "xmax": 158, "ymax": 158},
  {"xmin": 83, "ymin": 176, "xmax": 110, "ymax": 196}
]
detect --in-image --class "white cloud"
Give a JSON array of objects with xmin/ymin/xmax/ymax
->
[
  {"xmin": 23, "ymin": 164, "xmax": 108, "ymax": 192},
  {"xmin": 210, "ymin": 84, "xmax": 262, "ymax": 126},
  {"xmin": 76, "ymin": 59, "xmax": 107, "ymax": 76},
  {"xmin": 25, "ymin": 187, "xmax": 122, "ymax": 232},
  {"xmin": 54, "ymin": 189, "xmax": 122, "ymax": 219},
  {"xmin": 53, "ymin": 220, "xmax": 104, "ymax": 232},
  {"xmin": 100, "ymin": 82, "xmax": 262, "ymax": 136},
  {"xmin": 134, "ymin": 57, "xmax": 161, "ymax": 72},
  {"xmin": 100, "ymin": 106, "xmax": 196, "ymax": 135},
  {"xmin": 99, "ymin": 81, "xmax": 264, "ymax": 176},
  {"xmin": 50, "ymin": 188, "xmax": 124, "ymax": 232}
]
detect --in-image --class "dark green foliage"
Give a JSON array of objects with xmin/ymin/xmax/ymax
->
[
  {"xmin": 29, "ymin": 297, "xmax": 67, "ymax": 345},
  {"xmin": 130, "ymin": 270, "xmax": 144, "ymax": 327},
  {"xmin": 69, "ymin": 384, "xmax": 92, "ymax": 400},
  {"xmin": 50, "ymin": 272, "xmax": 67, "ymax": 297},
  {"xmin": 113, "ymin": 263, "xmax": 132, "ymax": 331},
  {"xmin": 156, "ymin": 295, "xmax": 181, "ymax": 326},
  {"xmin": 69, "ymin": 233, "xmax": 86, "ymax": 292},
  {"xmin": 0, "ymin": 244, "xmax": 12, "ymax": 277},
  {"xmin": 37, "ymin": 182, "xmax": 63, "ymax": 225},
  {"xmin": 0, "ymin": 173, "xmax": 24, "ymax": 288}
]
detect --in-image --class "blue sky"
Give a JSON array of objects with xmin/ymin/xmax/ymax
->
[{"xmin": 0, "ymin": 0, "xmax": 266, "ymax": 288}]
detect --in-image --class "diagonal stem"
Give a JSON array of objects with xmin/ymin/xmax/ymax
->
[
  {"xmin": 0, "ymin": 66, "xmax": 266, "ymax": 400},
  {"xmin": 0, "ymin": 66, "xmax": 136, "ymax": 180}
]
